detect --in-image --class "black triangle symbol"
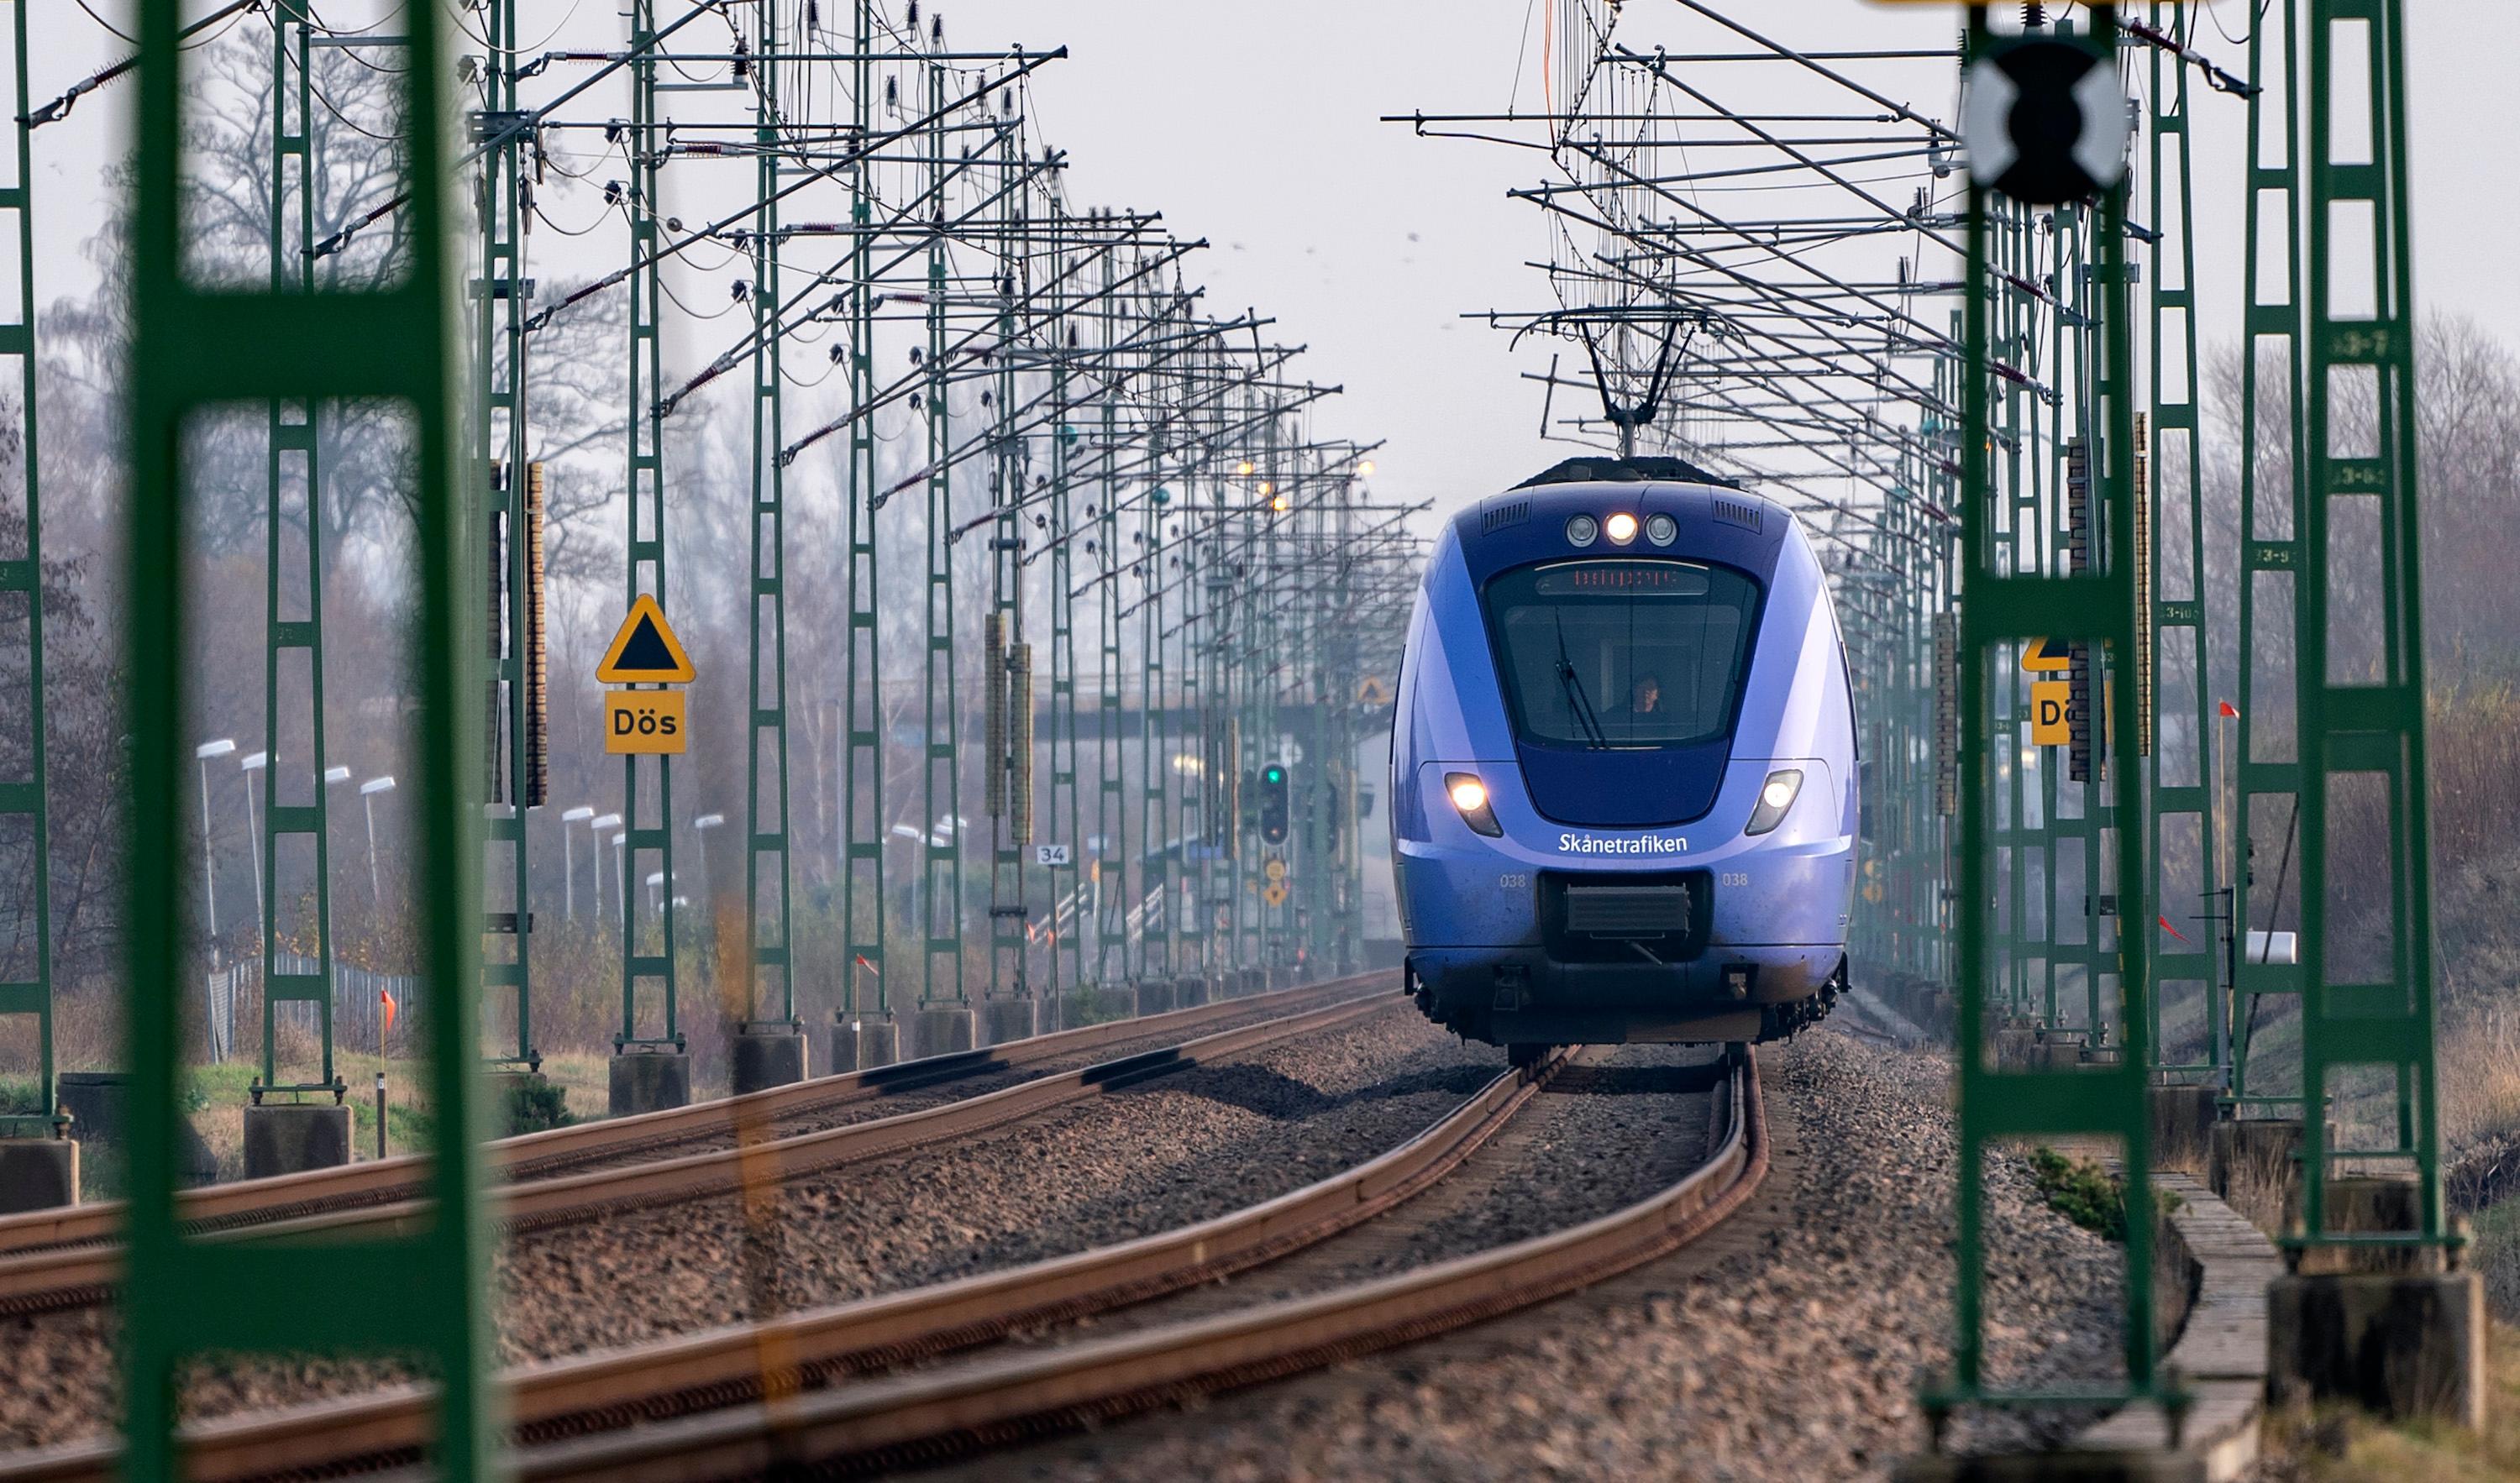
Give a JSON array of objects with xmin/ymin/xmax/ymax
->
[{"xmin": 615, "ymin": 615, "xmax": 677, "ymax": 674}]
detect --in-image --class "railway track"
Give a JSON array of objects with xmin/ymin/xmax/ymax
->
[
  {"xmin": 0, "ymin": 1042, "xmax": 1764, "ymax": 1480},
  {"xmin": 0, "ymin": 972, "xmax": 1395, "ymax": 1317}
]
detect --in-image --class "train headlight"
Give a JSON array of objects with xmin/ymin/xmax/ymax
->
[
  {"xmin": 1566, "ymin": 515, "xmax": 1599, "ymax": 548},
  {"xmin": 1645, "ymin": 512, "xmax": 1677, "ymax": 547},
  {"xmin": 1445, "ymin": 772, "xmax": 1503, "ymax": 837},
  {"xmin": 1746, "ymin": 768, "xmax": 1803, "ymax": 836},
  {"xmin": 1604, "ymin": 511, "xmax": 1639, "ymax": 545}
]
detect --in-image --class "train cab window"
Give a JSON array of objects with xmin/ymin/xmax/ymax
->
[{"xmin": 1483, "ymin": 559, "xmax": 1759, "ymax": 750}]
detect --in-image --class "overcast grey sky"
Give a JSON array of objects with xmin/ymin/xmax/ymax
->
[{"xmin": 27, "ymin": 2, "xmax": 2516, "ymax": 522}]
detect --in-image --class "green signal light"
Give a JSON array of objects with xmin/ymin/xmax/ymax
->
[{"xmin": 1263, "ymin": 766, "xmax": 1284, "ymax": 783}]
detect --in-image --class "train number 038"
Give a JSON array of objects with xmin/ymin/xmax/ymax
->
[{"xmin": 1719, "ymin": 872, "xmax": 1750, "ymax": 888}]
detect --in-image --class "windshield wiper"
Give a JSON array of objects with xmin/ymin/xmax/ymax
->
[{"xmin": 1553, "ymin": 612, "xmax": 1609, "ymax": 750}]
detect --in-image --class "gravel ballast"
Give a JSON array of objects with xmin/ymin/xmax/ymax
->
[
  {"xmin": 537, "ymin": 982, "xmax": 1394, "ymax": 1180},
  {"xmin": 0, "ymin": 1001, "xmax": 1493, "ymax": 1450},
  {"xmin": 1038, "ymin": 1044, "xmax": 1729, "ymax": 1341},
  {"xmin": 922, "ymin": 1022, "xmax": 2130, "ymax": 1482}
]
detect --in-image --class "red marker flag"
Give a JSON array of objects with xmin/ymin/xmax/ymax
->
[
  {"xmin": 380, "ymin": 988, "xmax": 397, "ymax": 1036},
  {"xmin": 853, "ymin": 953, "xmax": 880, "ymax": 977},
  {"xmin": 2158, "ymin": 914, "xmax": 2190, "ymax": 944},
  {"xmin": 2218, "ymin": 700, "xmax": 2239, "ymax": 718}
]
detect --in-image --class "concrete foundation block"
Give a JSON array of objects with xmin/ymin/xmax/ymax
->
[
  {"xmin": 911, "ymin": 1005, "xmax": 976, "ymax": 1061},
  {"xmin": 55, "ymin": 1071, "xmax": 218, "ymax": 1186},
  {"xmin": 2149, "ymin": 1085, "xmax": 2220, "ymax": 1176},
  {"xmin": 1992, "ymin": 1025, "xmax": 2039, "ymax": 1070},
  {"xmin": 2270, "ymin": 1269, "xmax": 2486, "ymax": 1428},
  {"xmin": 1893, "ymin": 1451, "xmax": 2204, "ymax": 1483},
  {"xmin": 978, "ymin": 998, "xmax": 1038, "ymax": 1048},
  {"xmin": 731, "ymin": 1027, "xmax": 809, "ymax": 1095},
  {"xmin": 830, "ymin": 1017, "xmax": 899, "ymax": 1075},
  {"xmin": 243, "ymin": 1103, "xmax": 351, "ymax": 1179},
  {"xmin": 1134, "ymin": 977, "xmax": 1177, "ymax": 1018},
  {"xmin": 1173, "ymin": 975, "xmax": 1210, "ymax": 1009},
  {"xmin": 2036, "ymin": 1030, "xmax": 2090, "ymax": 1070},
  {"xmin": 607, "ymin": 1047, "xmax": 692, "ymax": 1118},
  {"xmin": 0, "ymin": 1139, "xmax": 76, "ymax": 1213}
]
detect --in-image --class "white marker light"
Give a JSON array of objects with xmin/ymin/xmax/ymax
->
[
  {"xmin": 1746, "ymin": 768, "xmax": 1804, "ymax": 836},
  {"xmin": 1444, "ymin": 770, "xmax": 1503, "ymax": 837},
  {"xmin": 1646, "ymin": 512, "xmax": 1678, "ymax": 547},
  {"xmin": 1604, "ymin": 511, "xmax": 1639, "ymax": 545},
  {"xmin": 1566, "ymin": 514, "xmax": 1599, "ymax": 548}
]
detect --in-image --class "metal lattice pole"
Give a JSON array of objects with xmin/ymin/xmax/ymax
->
[
  {"xmin": 121, "ymin": 0, "xmax": 496, "ymax": 1464},
  {"xmin": 2144, "ymin": 0, "xmax": 2225, "ymax": 1081},
  {"xmin": 2230, "ymin": 0, "xmax": 2310, "ymax": 1108},
  {"xmin": 2293, "ymin": 0, "xmax": 2442, "ymax": 1250},
  {"xmin": 743, "ymin": 1, "xmax": 798, "ymax": 1035},
  {"xmin": 260, "ymin": 0, "xmax": 341, "ymax": 1099},
  {"xmin": 477, "ymin": 0, "xmax": 541, "ymax": 1074},
  {"xmin": 0, "ymin": 0, "xmax": 55, "ymax": 1138},
  {"xmin": 618, "ymin": 0, "xmax": 683, "ymax": 1056},
  {"xmin": 840, "ymin": 0, "xmax": 889, "ymax": 1030}
]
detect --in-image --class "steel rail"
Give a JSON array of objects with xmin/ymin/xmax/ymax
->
[
  {"xmin": 0, "ymin": 973, "xmax": 1398, "ymax": 1313},
  {"xmin": 0, "ymin": 1038, "xmax": 1573, "ymax": 1482},
  {"xmin": 497, "ymin": 1044, "xmax": 1765, "ymax": 1481}
]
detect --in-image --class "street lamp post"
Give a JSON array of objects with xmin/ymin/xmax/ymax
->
[
  {"xmin": 239, "ymin": 750, "xmax": 269, "ymax": 930},
  {"xmin": 360, "ymin": 777, "xmax": 396, "ymax": 907},
  {"xmin": 560, "ymin": 807, "xmax": 595, "ymax": 921},
  {"xmin": 591, "ymin": 813, "xmax": 622, "ymax": 927},
  {"xmin": 692, "ymin": 813, "xmax": 726, "ymax": 1000},
  {"xmin": 196, "ymin": 739, "xmax": 236, "ymax": 966}
]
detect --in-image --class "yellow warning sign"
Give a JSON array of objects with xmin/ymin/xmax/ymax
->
[
  {"xmin": 1356, "ymin": 675, "xmax": 1391, "ymax": 706},
  {"xmin": 1263, "ymin": 882, "xmax": 1289, "ymax": 907},
  {"xmin": 605, "ymin": 689, "xmax": 688, "ymax": 755},
  {"xmin": 2030, "ymin": 679, "xmax": 2071, "ymax": 746},
  {"xmin": 596, "ymin": 594, "xmax": 696, "ymax": 684},
  {"xmin": 2022, "ymin": 636, "xmax": 2071, "ymax": 673},
  {"xmin": 1264, "ymin": 858, "xmax": 1287, "ymax": 883}
]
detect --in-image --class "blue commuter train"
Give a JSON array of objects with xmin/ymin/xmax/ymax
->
[{"xmin": 1389, "ymin": 457, "xmax": 1857, "ymax": 1064}]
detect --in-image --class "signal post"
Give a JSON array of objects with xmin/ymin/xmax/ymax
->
[{"xmin": 601, "ymin": 595, "xmax": 700, "ymax": 1114}]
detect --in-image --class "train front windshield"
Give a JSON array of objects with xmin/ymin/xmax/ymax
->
[{"xmin": 1484, "ymin": 559, "xmax": 1759, "ymax": 750}]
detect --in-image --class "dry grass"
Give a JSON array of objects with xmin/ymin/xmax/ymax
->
[
  {"xmin": 2220, "ymin": 1129, "xmax": 2302, "ymax": 1239},
  {"xmin": 2259, "ymin": 1322, "xmax": 2520, "ymax": 1483}
]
